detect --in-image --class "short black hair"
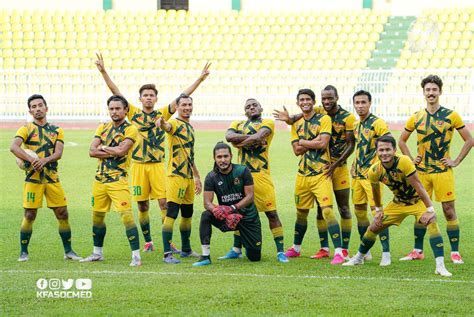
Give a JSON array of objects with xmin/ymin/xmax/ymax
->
[
  {"xmin": 107, "ymin": 95, "xmax": 129, "ymax": 108},
  {"xmin": 297, "ymin": 89, "xmax": 316, "ymax": 102},
  {"xmin": 176, "ymin": 93, "xmax": 193, "ymax": 105},
  {"xmin": 421, "ymin": 75, "xmax": 443, "ymax": 91},
  {"xmin": 376, "ymin": 135, "xmax": 396, "ymax": 149},
  {"xmin": 323, "ymin": 85, "xmax": 338, "ymax": 98},
  {"xmin": 27, "ymin": 94, "xmax": 47, "ymax": 109},
  {"xmin": 353, "ymin": 90, "xmax": 372, "ymax": 102}
]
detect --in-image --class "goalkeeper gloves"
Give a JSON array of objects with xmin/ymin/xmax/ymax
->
[{"xmin": 226, "ymin": 213, "xmax": 243, "ymax": 230}]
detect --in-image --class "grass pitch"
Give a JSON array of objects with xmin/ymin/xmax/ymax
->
[{"xmin": 0, "ymin": 128, "xmax": 473, "ymax": 316}]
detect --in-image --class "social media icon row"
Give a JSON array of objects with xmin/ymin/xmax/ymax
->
[{"xmin": 36, "ymin": 278, "xmax": 92, "ymax": 290}]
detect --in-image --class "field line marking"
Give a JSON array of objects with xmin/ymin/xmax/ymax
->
[{"xmin": 1, "ymin": 269, "xmax": 472, "ymax": 284}]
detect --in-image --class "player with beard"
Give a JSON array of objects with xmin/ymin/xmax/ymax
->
[
  {"xmin": 81, "ymin": 95, "xmax": 141, "ymax": 266},
  {"xmin": 193, "ymin": 142, "xmax": 262, "ymax": 267}
]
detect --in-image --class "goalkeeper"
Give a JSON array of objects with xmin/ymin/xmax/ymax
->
[{"xmin": 193, "ymin": 142, "xmax": 262, "ymax": 267}]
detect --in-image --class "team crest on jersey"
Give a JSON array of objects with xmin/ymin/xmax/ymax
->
[
  {"xmin": 364, "ymin": 128, "xmax": 370, "ymax": 134},
  {"xmin": 436, "ymin": 120, "xmax": 444, "ymax": 126},
  {"xmin": 233, "ymin": 177, "xmax": 240, "ymax": 185},
  {"xmin": 32, "ymin": 133, "xmax": 38, "ymax": 138},
  {"xmin": 389, "ymin": 171, "xmax": 398, "ymax": 178}
]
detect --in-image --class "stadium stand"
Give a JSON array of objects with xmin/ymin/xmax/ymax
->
[{"xmin": 0, "ymin": 8, "xmax": 473, "ymax": 121}]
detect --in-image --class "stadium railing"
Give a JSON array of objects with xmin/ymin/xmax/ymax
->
[{"xmin": 2, "ymin": 69, "xmax": 473, "ymax": 122}]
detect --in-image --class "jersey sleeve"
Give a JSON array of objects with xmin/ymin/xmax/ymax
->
[
  {"xmin": 15, "ymin": 126, "xmax": 28, "ymax": 141},
  {"xmin": 374, "ymin": 118, "xmax": 390, "ymax": 137},
  {"xmin": 290, "ymin": 121, "xmax": 300, "ymax": 144},
  {"xmin": 345, "ymin": 113, "xmax": 356, "ymax": 132},
  {"xmin": 320, "ymin": 115, "xmax": 332, "ymax": 135},
  {"xmin": 204, "ymin": 173, "xmax": 215, "ymax": 191},
  {"xmin": 404, "ymin": 113, "xmax": 416, "ymax": 132},
  {"xmin": 451, "ymin": 111, "xmax": 465, "ymax": 130},
  {"xmin": 125, "ymin": 125, "xmax": 138, "ymax": 143},
  {"xmin": 166, "ymin": 119, "xmax": 178, "ymax": 135},
  {"xmin": 242, "ymin": 167, "xmax": 254, "ymax": 186},
  {"xmin": 57, "ymin": 127, "xmax": 65, "ymax": 143},
  {"xmin": 399, "ymin": 155, "xmax": 417, "ymax": 177},
  {"xmin": 261, "ymin": 119, "xmax": 275, "ymax": 133},
  {"xmin": 368, "ymin": 163, "xmax": 380, "ymax": 184},
  {"xmin": 158, "ymin": 105, "xmax": 173, "ymax": 121},
  {"xmin": 127, "ymin": 103, "xmax": 141, "ymax": 121},
  {"xmin": 94, "ymin": 124, "xmax": 104, "ymax": 139},
  {"xmin": 227, "ymin": 120, "xmax": 240, "ymax": 133}
]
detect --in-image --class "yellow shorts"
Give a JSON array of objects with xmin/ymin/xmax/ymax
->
[
  {"xmin": 253, "ymin": 171, "xmax": 277, "ymax": 212},
  {"xmin": 92, "ymin": 178, "xmax": 132, "ymax": 212},
  {"xmin": 351, "ymin": 178, "xmax": 381, "ymax": 206},
  {"xmin": 294, "ymin": 174, "xmax": 333, "ymax": 209},
  {"xmin": 23, "ymin": 182, "xmax": 67, "ymax": 209},
  {"xmin": 418, "ymin": 170, "xmax": 455, "ymax": 202},
  {"xmin": 332, "ymin": 164, "xmax": 350, "ymax": 191},
  {"xmin": 131, "ymin": 162, "xmax": 166, "ymax": 201},
  {"xmin": 166, "ymin": 175, "xmax": 195, "ymax": 205},
  {"xmin": 382, "ymin": 200, "xmax": 426, "ymax": 226}
]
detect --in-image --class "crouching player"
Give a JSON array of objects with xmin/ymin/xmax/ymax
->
[
  {"xmin": 343, "ymin": 136, "xmax": 452, "ymax": 276},
  {"xmin": 193, "ymin": 142, "xmax": 262, "ymax": 267}
]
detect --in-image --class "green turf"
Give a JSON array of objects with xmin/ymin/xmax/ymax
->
[{"xmin": 0, "ymin": 128, "xmax": 473, "ymax": 316}]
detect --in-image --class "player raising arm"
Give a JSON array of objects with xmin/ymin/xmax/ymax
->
[
  {"xmin": 156, "ymin": 94, "xmax": 202, "ymax": 264},
  {"xmin": 95, "ymin": 52, "xmax": 210, "ymax": 253}
]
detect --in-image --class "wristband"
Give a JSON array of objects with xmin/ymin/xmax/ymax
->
[
  {"xmin": 427, "ymin": 206, "xmax": 435, "ymax": 213},
  {"xmin": 375, "ymin": 207, "xmax": 382, "ymax": 212},
  {"xmin": 230, "ymin": 205, "xmax": 237, "ymax": 212}
]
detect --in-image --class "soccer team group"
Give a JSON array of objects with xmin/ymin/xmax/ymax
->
[{"xmin": 11, "ymin": 55, "xmax": 472, "ymax": 276}]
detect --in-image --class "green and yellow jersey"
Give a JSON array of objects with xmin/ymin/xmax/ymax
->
[
  {"xmin": 166, "ymin": 118, "xmax": 195, "ymax": 179},
  {"xmin": 291, "ymin": 113, "xmax": 332, "ymax": 176},
  {"xmin": 127, "ymin": 103, "xmax": 173, "ymax": 163},
  {"xmin": 94, "ymin": 121, "xmax": 138, "ymax": 183},
  {"xmin": 352, "ymin": 114, "xmax": 390, "ymax": 179},
  {"xmin": 313, "ymin": 106, "xmax": 356, "ymax": 163},
  {"xmin": 15, "ymin": 122, "xmax": 64, "ymax": 184},
  {"xmin": 405, "ymin": 107, "xmax": 465, "ymax": 174},
  {"xmin": 227, "ymin": 118, "xmax": 274, "ymax": 173},
  {"xmin": 369, "ymin": 154, "xmax": 419, "ymax": 205}
]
